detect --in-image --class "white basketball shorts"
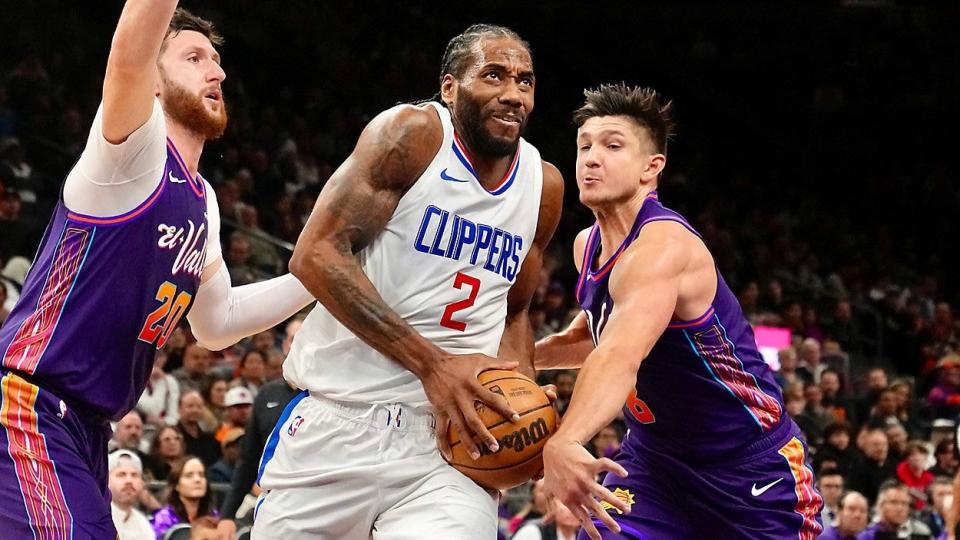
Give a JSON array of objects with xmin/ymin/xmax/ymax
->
[{"xmin": 251, "ymin": 391, "xmax": 498, "ymax": 539}]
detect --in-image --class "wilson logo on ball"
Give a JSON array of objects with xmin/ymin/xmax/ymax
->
[{"xmin": 480, "ymin": 417, "xmax": 551, "ymax": 455}]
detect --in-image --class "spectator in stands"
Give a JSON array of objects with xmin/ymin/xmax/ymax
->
[
  {"xmin": 803, "ymin": 305, "xmax": 826, "ymax": 343},
  {"xmin": 897, "ymin": 441, "xmax": 935, "ymax": 510},
  {"xmin": 151, "ymin": 456, "xmax": 218, "ymax": 537},
  {"xmin": 855, "ymin": 367, "xmax": 890, "ymax": 424},
  {"xmin": 210, "ymin": 427, "xmax": 244, "ymax": 484},
  {"xmin": 890, "ymin": 378, "xmax": 925, "ymax": 437},
  {"xmin": 821, "ymin": 369, "xmax": 856, "ymax": 425},
  {"xmin": 200, "ymin": 376, "xmax": 229, "ymax": 432},
  {"xmin": 147, "ymin": 425, "xmax": 185, "ymax": 482},
  {"xmin": 885, "ymin": 422, "xmax": 909, "ymax": 463},
  {"xmin": 817, "ymin": 468, "xmax": 844, "ymax": 529},
  {"xmin": 110, "ymin": 411, "xmax": 147, "ymax": 456},
  {"xmin": 252, "ymin": 328, "xmax": 279, "ymax": 357},
  {"xmin": 867, "ymin": 388, "xmax": 901, "ymax": 428},
  {"xmin": 857, "ymin": 481, "xmax": 933, "ymax": 539},
  {"xmin": 776, "ymin": 347, "xmax": 809, "ymax": 389},
  {"xmin": 174, "ymin": 343, "xmax": 214, "ymax": 393},
  {"xmin": 929, "ymin": 440, "xmax": 958, "ymax": 478},
  {"xmin": 928, "ymin": 355, "xmax": 960, "ymax": 418},
  {"xmin": 508, "ymin": 480, "xmax": 548, "ymax": 536},
  {"xmin": 925, "ymin": 302, "xmax": 959, "ymax": 357},
  {"xmin": 216, "ymin": 376, "xmax": 299, "ymax": 538},
  {"xmin": 785, "ymin": 302, "xmax": 805, "ymax": 338},
  {"xmin": 821, "ymin": 422, "xmax": 860, "ymax": 477},
  {"xmin": 848, "ymin": 427, "xmax": 897, "ymax": 504},
  {"xmin": 920, "ymin": 476, "xmax": 953, "ymax": 538},
  {"xmin": 108, "ymin": 450, "xmax": 154, "ymax": 540},
  {"xmin": 821, "ymin": 490, "xmax": 868, "ymax": 540},
  {"xmin": 281, "ymin": 316, "xmax": 305, "ymax": 356},
  {"xmin": 177, "ymin": 391, "xmax": 222, "ymax": 467},
  {"xmin": 215, "ymin": 387, "xmax": 253, "ymax": 443},
  {"xmin": 265, "ymin": 350, "xmax": 285, "ymax": 382},
  {"xmin": 803, "ymin": 381, "xmax": 834, "ymax": 440},
  {"xmin": 137, "ymin": 349, "xmax": 180, "ymax": 428},
  {"xmin": 827, "ymin": 299, "xmax": 862, "ymax": 355},
  {"xmin": 231, "ymin": 349, "xmax": 266, "ymax": 397},
  {"xmin": 511, "ymin": 480, "xmax": 580, "ymax": 540},
  {"xmin": 225, "ymin": 232, "xmax": 264, "ymax": 286},
  {"xmin": 589, "ymin": 424, "xmax": 622, "ymax": 459},
  {"xmin": 798, "ymin": 337, "xmax": 827, "ymax": 383},
  {"xmin": 238, "ymin": 205, "xmax": 282, "ymax": 273}
]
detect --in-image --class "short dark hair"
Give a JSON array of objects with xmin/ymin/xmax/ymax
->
[
  {"xmin": 439, "ymin": 24, "xmax": 530, "ymax": 84},
  {"xmin": 163, "ymin": 8, "xmax": 223, "ymax": 51},
  {"xmin": 573, "ymin": 83, "xmax": 676, "ymax": 155}
]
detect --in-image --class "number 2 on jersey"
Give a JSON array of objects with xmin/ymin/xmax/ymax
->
[
  {"xmin": 138, "ymin": 281, "xmax": 192, "ymax": 348},
  {"xmin": 440, "ymin": 272, "xmax": 481, "ymax": 332}
]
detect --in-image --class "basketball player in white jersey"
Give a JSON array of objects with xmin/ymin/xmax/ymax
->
[{"xmin": 252, "ymin": 24, "xmax": 564, "ymax": 538}]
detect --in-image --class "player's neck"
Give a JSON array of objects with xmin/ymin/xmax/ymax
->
[
  {"xmin": 453, "ymin": 129, "xmax": 517, "ymax": 190},
  {"xmin": 165, "ymin": 120, "xmax": 205, "ymax": 178},
  {"xmin": 593, "ymin": 186, "xmax": 653, "ymax": 262}
]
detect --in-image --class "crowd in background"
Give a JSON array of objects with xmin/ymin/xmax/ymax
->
[{"xmin": 1, "ymin": 2, "xmax": 958, "ymax": 539}]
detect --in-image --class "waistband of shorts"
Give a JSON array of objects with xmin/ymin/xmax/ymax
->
[
  {"xmin": 707, "ymin": 418, "xmax": 798, "ymax": 467},
  {"xmin": 306, "ymin": 392, "xmax": 437, "ymax": 432},
  {"xmin": 0, "ymin": 368, "xmax": 112, "ymax": 427},
  {"xmin": 625, "ymin": 417, "xmax": 798, "ymax": 468}
]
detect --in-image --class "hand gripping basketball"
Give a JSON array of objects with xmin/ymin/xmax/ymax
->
[{"xmin": 424, "ymin": 352, "xmax": 521, "ymax": 462}]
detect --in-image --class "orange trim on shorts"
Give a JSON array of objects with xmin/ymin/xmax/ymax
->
[
  {"xmin": 1, "ymin": 373, "xmax": 72, "ymax": 538},
  {"xmin": 777, "ymin": 437, "xmax": 823, "ymax": 540}
]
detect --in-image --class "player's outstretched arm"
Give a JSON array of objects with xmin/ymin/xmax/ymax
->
[
  {"xmin": 541, "ymin": 224, "xmax": 690, "ymax": 540},
  {"xmin": 289, "ymin": 105, "xmax": 519, "ymax": 460},
  {"xmin": 187, "ymin": 185, "xmax": 315, "ymax": 351},
  {"xmin": 534, "ymin": 227, "xmax": 595, "ymax": 369},
  {"xmin": 102, "ymin": 0, "xmax": 178, "ymax": 144},
  {"xmin": 498, "ymin": 161, "xmax": 564, "ymax": 379}
]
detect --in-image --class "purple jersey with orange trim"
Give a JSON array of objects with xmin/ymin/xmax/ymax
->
[
  {"xmin": 575, "ymin": 191, "xmax": 786, "ymax": 462},
  {"xmin": 0, "ymin": 139, "xmax": 207, "ymax": 421}
]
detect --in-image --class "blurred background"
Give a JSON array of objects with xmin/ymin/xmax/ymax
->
[{"xmin": 0, "ymin": 1, "xmax": 958, "ymax": 538}]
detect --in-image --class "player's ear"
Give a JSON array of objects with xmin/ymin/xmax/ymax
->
[
  {"xmin": 642, "ymin": 154, "xmax": 666, "ymax": 182},
  {"xmin": 440, "ymin": 74, "xmax": 457, "ymax": 108}
]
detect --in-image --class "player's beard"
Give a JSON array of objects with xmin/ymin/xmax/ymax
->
[
  {"xmin": 454, "ymin": 88, "xmax": 525, "ymax": 158},
  {"xmin": 160, "ymin": 78, "xmax": 228, "ymax": 141}
]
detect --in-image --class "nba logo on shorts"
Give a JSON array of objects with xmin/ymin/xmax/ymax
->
[{"xmin": 287, "ymin": 415, "xmax": 305, "ymax": 437}]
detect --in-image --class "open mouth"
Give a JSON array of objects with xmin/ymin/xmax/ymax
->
[
  {"xmin": 491, "ymin": 112, "xmax": 522, "ymax": 126},
  {"xmin": 203, "ymin": 89, "xmax": 222, "ymax": 103}
]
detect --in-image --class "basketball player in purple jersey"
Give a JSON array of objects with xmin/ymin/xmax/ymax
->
[
  {"xmin": 0, "ymin": 2, "xmax": 313, "ymax": 537},
  {"xmin": 535, "ymin": 84, "xmax": 823, "ymax": 539}
]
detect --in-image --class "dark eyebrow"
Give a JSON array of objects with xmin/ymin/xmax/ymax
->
[{"xmin": 482, "ymin": 62, "xmax": 535, "ymax": 81}]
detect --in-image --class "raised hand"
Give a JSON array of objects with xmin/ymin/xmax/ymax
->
[{"xmin": 542, "ymin": 437, "xmax": 630, "ymax": 540}]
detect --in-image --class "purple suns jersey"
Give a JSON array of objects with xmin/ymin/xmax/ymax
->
[
  {"xmin": 0, "ymin": 140, "xmax": 207, "ymax": 421},
  {"xmin": 575, "ymin": 192, "xmax": 786, "ymax": 462}
]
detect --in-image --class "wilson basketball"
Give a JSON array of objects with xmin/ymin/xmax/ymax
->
[{"xmin": 447, "ymin": 370, "xmax": 557, "ymax": 490}]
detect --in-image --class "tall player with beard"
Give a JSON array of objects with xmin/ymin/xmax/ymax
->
[
  {"xmin": 253, "ymin": 25, "xmax": 564, "ymax": 539},
  {"xmin": 0, "ymin": 2, "xmax": 313, "ymax": 538}
]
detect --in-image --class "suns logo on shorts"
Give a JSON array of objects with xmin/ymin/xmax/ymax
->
[
  {"xmin": 600, "ymin": 488, "xmax": 635, "ymax": 515},
  {"xmin": 287, "ymin": 415, "xmax": 305, "ymax": 437}
]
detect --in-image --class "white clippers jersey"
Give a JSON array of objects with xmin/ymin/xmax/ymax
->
[{"xmin": 284, "ymin": 102, "xmax": 544, "ymax": 406}]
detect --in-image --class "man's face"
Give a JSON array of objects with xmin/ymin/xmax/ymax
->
[
  {"xmin": 879, "ymin": 488, "xmax": 911, "ymax": 526},
  {"xmin": 113, "ymin": 413, "xmax": 142, "ymax": 449},
  {"xmin": 446, "ymin": 37, "xmax": 534, "ymax": 158},
  {"xmin": 180, "ymin": 392, "xmax": 205, "ymax": 423},
  {"xmin": 254, "ymin": 331, "xmax": 275, "ymax": 353},
  {"xmin": 555, "ymin": 373, "xmax": 575, "ymax": 399},
  {"xmin": 820, "ymin": 373, "xmax": 840, "ymax": 397},
  {"xmin": 226, "ymin": 403, "xmax": 252, "ymax": 425},
  {"xmin": 863, "ymin": 431, "xmax": 888, "ymax": 462},
  {"xmin": 575, "ymin": 116, "xmax": 661, "ymax": 210},
  {"xmin": 817, "ymin": 474, "xmax": 843, "ymax": 506},
  {"xmin": 183, "ymin": 344, "xmax": 211, "ymax": 375},
  {"xmin": 932, "ymin": 483, "xmax": 953, "ymax": 514},
  {"xmin": 157, "ymin": 30, "xmax": 227, "ymax": 140},
  {"xmin": 108, "ymin": 463, "xmax": 143, "ymax": 507},
  {"xmin": 838, "ymin": 494, "xmax": 869, "ymax": 534},
  {"xmin": 868, "ymin": 369, "xmax": 888, "ymax": 390}
]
